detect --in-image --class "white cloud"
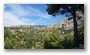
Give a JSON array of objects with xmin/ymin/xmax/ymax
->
[
  {"xmin": 5, "ymin": 4, "xmax": 51, "ymax": 18},
  {"xmin": 4, "ymin": 4, "xmax": 52, "ymax": 26},
  {"xmin": 4, "ymin": 12, "xmax": 35, "ymax": 26},
  {"xmin": 27, "ymin": 6, "xmax": 52, "ymax": 18},
  {"xmin": 5, "ymin": 4, "xmax": 29, "ymax": 16}
]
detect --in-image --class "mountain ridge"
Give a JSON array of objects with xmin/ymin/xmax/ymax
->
[{"xmin": 6, "ymin": 11, "xmax": 84, "ymax": 30}]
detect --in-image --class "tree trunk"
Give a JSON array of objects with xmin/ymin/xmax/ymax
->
[{"xmin": 73, "ymin": 10, "xmax": 79, "ymax": 48}]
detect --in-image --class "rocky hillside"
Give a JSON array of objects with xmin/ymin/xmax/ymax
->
[
  {"xmin": 48, "ymin": 11, "xmax": 84, "ymax": 30},
  {"xmin": 7, "ymin": 11, "xmax": 84, "ymax": 30}
]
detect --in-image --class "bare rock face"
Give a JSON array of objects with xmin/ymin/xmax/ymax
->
[
  {"xmin": 54, "ymin": 17, "xmax": 73, "ymax": 30},
  {"xmin": 53, "ymin": 11, "xmax": 84, "ymax": 30},
  {"xmin": 47, "ymin": 24, "xmax": 54, "ymax": 28}
]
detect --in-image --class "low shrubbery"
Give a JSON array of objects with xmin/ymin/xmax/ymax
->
[{"xmin": 4, "ymin": 21, "xmax": 84, "ymax": 49}]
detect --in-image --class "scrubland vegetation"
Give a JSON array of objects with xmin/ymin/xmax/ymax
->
[{"xmin": 4, "ymin": 20, "xmax": 84, "ymax": 49}]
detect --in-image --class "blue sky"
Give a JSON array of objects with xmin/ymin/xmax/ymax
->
[{"xmin": 4, "ymin": 4, "xmax": 66, "ymax": 26}]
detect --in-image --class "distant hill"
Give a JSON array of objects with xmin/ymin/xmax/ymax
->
[
  {"xmin": 6, "ymin": 11, "xmax": 84, "ymax": 30},
  {"xmin": 48, "ymin": 11, "xmax": 84, "ymax": 30}
]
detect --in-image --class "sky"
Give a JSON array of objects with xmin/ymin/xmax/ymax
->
[{"xmin": 4, "ymin": 4, "xmax": 66, "ymax": 26}]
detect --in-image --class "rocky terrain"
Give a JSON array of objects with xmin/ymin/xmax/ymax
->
[{"xmin": 7, "ymin": 11, "xmax": 84, "ymax": 31}]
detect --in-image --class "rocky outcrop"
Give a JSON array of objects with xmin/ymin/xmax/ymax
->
[{"xmin": 52, "ymin": 11, "xmax": 84, "ymax": 30}]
